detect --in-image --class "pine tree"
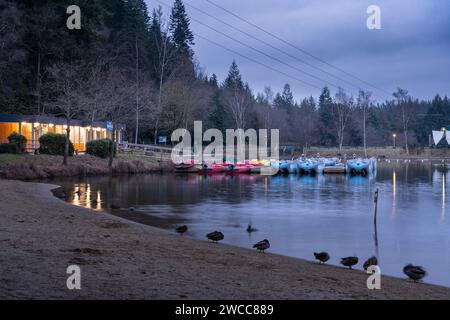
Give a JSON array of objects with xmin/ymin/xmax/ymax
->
[
  {"xmin": 223, "ymin": 60, "xmax": 244, "ymax": 90},
  {"xmin": 274, "ymin": 84, "xmax": 295, "ymax": 111},
  {"xmin": 209, "ymin": 74, "xmax": 219, "ymax": 88},
  {"xmin": 318, "ymin": 86, "xmax": 335, "ymax": 146},
  {"xmin": 169, "ymin": 0, "xmax": 194, "ymax": 57},
  {"xmin": 209, "ymin": 90, "xmax": 226, "ymax": 133}
]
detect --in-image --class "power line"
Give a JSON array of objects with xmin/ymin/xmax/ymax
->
[
  {"xmin": 205, "ymin": 0, "xmax": 392, "ymax": 98},
  {"xmin": 183, "ymin": 0, "xmax": 369, "ymax": 96},
  {"xmin": 191, "ymin": 16, "xmax": 344, "ymax": 91},
  {"xmin": 194, "ymin": 33, "xmax": 323, "ymax": 91},
  {"xmin": 155, "ymin": 0, "xmax": 351, "ymax": 94}
]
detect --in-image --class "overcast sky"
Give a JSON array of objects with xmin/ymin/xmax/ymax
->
[{"xmin": 146, "ymin": 0, "xmax": 450, "ymax": 102}]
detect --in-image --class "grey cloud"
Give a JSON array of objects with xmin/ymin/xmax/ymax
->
[{"xmin": 147, "ymin": 0, "xmax": 450, "ymax": 101}]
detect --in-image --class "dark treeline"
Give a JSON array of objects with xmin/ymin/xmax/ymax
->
[{"xmin": 1, "ymin": 0, "xmax": 449, "ymax": 154}]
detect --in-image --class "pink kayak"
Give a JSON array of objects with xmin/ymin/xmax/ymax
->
[{"xmin": 198, "ymin": 164, "xmax": 225, "ymax": 174}]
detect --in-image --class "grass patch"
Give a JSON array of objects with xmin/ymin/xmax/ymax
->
[
  {"xmin": 0, "ymin": 154, "xmax": 23, "ymax": 164},
  {"xmin": 0, "ymin": 153, "xmax": 173, "ymax": 180}
]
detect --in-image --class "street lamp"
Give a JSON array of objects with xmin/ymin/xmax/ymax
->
[{"xmin": 392, "ymin": 133, "xmax": 397, "ymax": 148}]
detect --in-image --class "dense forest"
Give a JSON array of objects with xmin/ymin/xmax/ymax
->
[{"xmin": 1, "ymin": 0, "xmax": 449, "ymax": 152}]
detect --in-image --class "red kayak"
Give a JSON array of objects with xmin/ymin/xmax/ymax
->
[{"xmin": 198, "ymin": 164, "xmax": 225, "ymax": 174}]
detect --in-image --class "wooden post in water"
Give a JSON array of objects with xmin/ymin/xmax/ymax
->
[
  {"xmin": 374, "ymin": 189, "xmax": 379, "ymax": 225},
  {"xmin": 373, "ymin": 189, "xmax": 379, "ymax": 251}
]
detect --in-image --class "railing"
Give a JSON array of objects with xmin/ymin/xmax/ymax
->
[{"xmin": 118, "ymin": 142, "xmax": 173, "ymax": 162}]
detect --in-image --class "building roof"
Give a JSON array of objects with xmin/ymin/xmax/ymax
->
[{"xmin": 0, "ymin": 114, "xmax": 125, "ymax": 129}]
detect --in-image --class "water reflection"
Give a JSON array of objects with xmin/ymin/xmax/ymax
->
[{"xmin": 51, "ymin": 160, "xmax": 450, "ymax": 287}]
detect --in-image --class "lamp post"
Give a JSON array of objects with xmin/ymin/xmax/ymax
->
[{"xmin": 392, "ymin": 133, "xmax": 397, "ymax": 148}]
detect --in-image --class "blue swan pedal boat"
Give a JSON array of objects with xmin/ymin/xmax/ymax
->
[{"xmin": 346, "ymin": 157, "xmax": 376, "ymax": 176}]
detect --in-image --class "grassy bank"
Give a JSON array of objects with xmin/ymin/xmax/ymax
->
[
  {"xmin": 304, "ymin": 147, "xmax": 450, "ymax": 159},
  {"xmin": 0, "ymin": 154, "xmax": 173, "ymax": 180}
]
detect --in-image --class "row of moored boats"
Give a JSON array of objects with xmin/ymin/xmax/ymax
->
[{"xmin": 175, "ymin": 156, "xmax": 377, "ymax": 176}]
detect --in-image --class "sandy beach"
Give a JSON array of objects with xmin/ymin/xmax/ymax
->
[{"xmin": 1, "ymin": 178, "xmax": 449, "ymax": 300}]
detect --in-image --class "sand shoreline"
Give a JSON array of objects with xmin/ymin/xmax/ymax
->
[{"xmin": 1, "ymin": 178, "xmax": 450, "ymax": 300}]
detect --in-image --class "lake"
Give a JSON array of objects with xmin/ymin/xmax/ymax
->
[{"xmin": 50, "ymin": 160, "xmax": 450, "ymax": 287}]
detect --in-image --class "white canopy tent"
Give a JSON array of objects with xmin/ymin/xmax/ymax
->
[
  {"xmin": 432, "ymin": 130, "xmax": 450, "ymax": 146},
  {"xmin": 432, "ymin": 130, "xmax": 445, "ymax": 145}
]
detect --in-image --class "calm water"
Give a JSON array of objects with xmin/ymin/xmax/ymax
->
[{"xmin": 50, "ymin": 160, "xmax": 450, "ymax": 287}]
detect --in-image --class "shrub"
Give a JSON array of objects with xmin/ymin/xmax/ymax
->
[
  {"xmin": 8, "ymin": 132, "xmax": 27, "ymax": 152},
  {"xmin": 0, "ymin": 143, "xmax": 20, "ymax": 154},
  {"xmin": 86, "ymin": 139, "xmax": 114, "ymax": 158},
  {"xmin": 39, "ymin": 133, "xmax": 74, "ymax": 156}
]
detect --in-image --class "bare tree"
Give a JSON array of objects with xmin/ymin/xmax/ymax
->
[
  {"xmin": 223, "ymin": 86, "xmax": 252, "ymax": 130},
  {"xmin": 46, "ymin": 62, "xmax": 86, "ymax": 165},
  {"xmin": 101, "ymin": 68, "xmax": 129, "ymax": 167},
  {"xmin": 151, "ymin": 9, "xmax": 177, "ymax": 144},
  {"xmin": 357, "ymin": 90, "xmax": 373, "ymax": 157},
  {"xmin": 262, "ymin": 86, "xmax": 274, "ymax": 130},
  {"xmin": 331, "ymin": 88, "xmax": 353, "ymax": 153},
  {"xmin": 393, "ymin": 88, "xmax": 410, "ymax": 155},
  {"xmin": 83, "ymin": 62, "xmax": 108, "ymax": 127}
]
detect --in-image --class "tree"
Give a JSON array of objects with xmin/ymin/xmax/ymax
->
[
  {"xmin": 121, "ymin": 0, "xmax": 150, "ymax": 144},
  {"xmin": 393, "ymin": 88, "xmax": 411, "ymax": 154},
  {"xmin": 0, "ymin": 0, "xmax": 27, "ymax": 114},
  {"xmin": 331, "ymin": 88, "xmax": 353, "ymax": 152},
  {"xmin": 169, "ymin": 0, "xmax": 194, "ymax": 57},
  {"xmin": 222, "ymin": 61, "xmax": 251, "ymax": 129},
  {"xmin": 318, "ymin": 86, "xmax": 334, "ymax": 146},
  {"xmin": 296, "ymin": 96, "xmax": 318, "ymax": 148},
  {"xmin": 150, "ymin": 7, "xmax": 177, "ymax": 144},
  {"xmin": 274, "ymin": 84, "xmax": 295, "ymax": 112},
  {"xmin": 261, "ymin": 86, "xmax": 274, "ymax": 130},
  {"xmin": 209, "ymin": 86, "xmax": 226, "ymax": 133},
  {"xmin": 357, "ymin": 89, "xmax": 372, "ymax": 157},
  {"xmin": 46, "ymin": 62, "xmax": 86, "ymax": 165},
  {"xmin": 101, "ymin": 68, "xmax": 129, "ymax": 167}
]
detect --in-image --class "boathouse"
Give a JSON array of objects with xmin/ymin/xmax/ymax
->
[{"xmin": 0, "ymin": 114, "xmax": 125, "ymax": 153}]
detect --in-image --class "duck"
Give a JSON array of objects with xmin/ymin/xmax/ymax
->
[
  {"xmin": 246, "ymin": 224, "xmax": 258, "ymax": 233},
  {"xmin": 253, "ymin": 239, "xmax": 270, "ymax": 253},
  {"xmin": 403, "ymin": 264, "xmax": 427, "ymax": 282},
  {"xmin": 175, "ymin": 225, "xmax": 188, "ymax": 235},
  {"xmin": 314, "ymin": 252, "xmax": 330, "ymax": 264},
  {"xmin": 363, "ymin": 256, "xmax": 378, "ymax": 270},
  {"xmin": 340, "ymin": 256, "xmax": 358, "ymax": 269},
  {"xmin": 206, "ymin": 231, "xmax": 224, "ymax": 243}
]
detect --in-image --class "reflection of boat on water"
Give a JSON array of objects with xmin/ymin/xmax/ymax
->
[
  {"xmin": 299, "ymin": 174, "xmax": 325, "ymax": 185},
  {"xmin": 347, "ymin": 174, "xmax": 375, "ymax": 185}
]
